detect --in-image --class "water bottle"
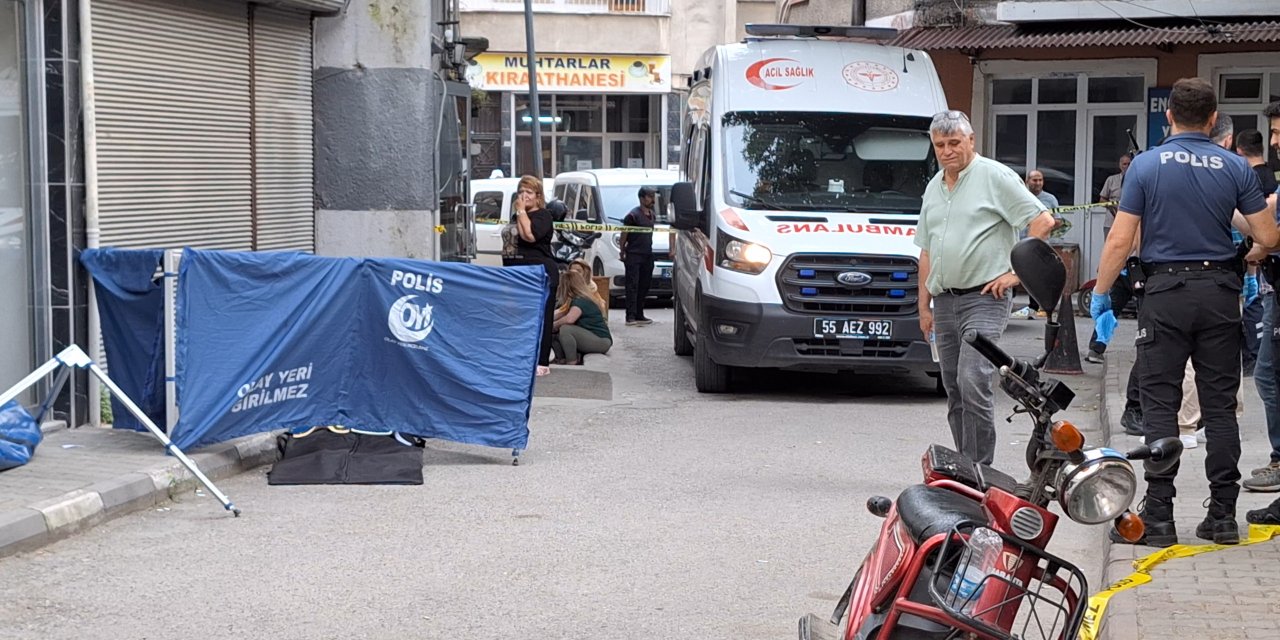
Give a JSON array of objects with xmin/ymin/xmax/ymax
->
[
  {"xmin": 947, "ymin": 527, "xmax": 1003, "ymax": 614},
  {"xmin": 929, "ymin": 329, "xmax": 939, "ymax": 363}
]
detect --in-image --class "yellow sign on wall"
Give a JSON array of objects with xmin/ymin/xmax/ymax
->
[{"xmin": 467, "ymin": 53, "xmax": 671, "ymax": 94}]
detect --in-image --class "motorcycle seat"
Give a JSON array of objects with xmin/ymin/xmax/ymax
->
[{"xmin": 896, "ymin": 484, "xmax": 988, "ymax": 545}]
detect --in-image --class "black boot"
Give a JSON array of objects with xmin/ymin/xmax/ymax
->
[
  {"xmin": 1120, "ymin": 407, "xmax": 1144, "ymax": 437},
  {"xmin": 1196, "ymin": 498, "xmax": 1240, "ymax": 545},
  {"xmin": 1110, "ymin": 496, "xmax": 1177, "ymax": 547},
  {"xmin": 1246, "ymin": 498, "xmax": 1280, "ymax": 525}
]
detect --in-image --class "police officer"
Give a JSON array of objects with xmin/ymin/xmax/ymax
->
[{"xmin": 1091, "ymin": 78, "xmax": 1279, "ymax": 547}]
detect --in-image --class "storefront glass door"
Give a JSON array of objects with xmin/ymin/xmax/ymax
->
[
  {"xmin": 0, "ymin": 0, "xmax": 32, "ymax": 394},
  {"xmin": 989, "ymin": 73, "xmax": 1145, "ymax": 287}
]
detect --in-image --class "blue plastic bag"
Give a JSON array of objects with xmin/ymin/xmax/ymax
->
[
  {"xmin": 0, "ymin": 400, "xmax": 42, "ymax": 471},
  {"xmin": 1094, "ymin": 310, "xmax": 1118, "ymax": 346}
]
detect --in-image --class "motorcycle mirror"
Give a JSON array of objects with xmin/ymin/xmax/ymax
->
[
  {"xmin": 1011, "ymin": 238, "xmax": 1066, "ymax": 317},
  {"xmin": 1125, "ymin": 437, "xmax": 1184, "ymax": 475}
]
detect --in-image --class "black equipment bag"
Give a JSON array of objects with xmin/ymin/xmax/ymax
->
[{"xmin": 267, "ymin": 429, "xmax": 425, "ymax": 485}]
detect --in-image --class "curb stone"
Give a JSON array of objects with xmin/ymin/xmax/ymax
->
[{"xmin": 0, "ymin": 431, "xmax": 281, "ymax": 559}]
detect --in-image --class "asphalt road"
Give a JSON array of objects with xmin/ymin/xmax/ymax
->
[{"xmin": 0, "ymin": 305, "xmax": 1103, "ymax": 640}]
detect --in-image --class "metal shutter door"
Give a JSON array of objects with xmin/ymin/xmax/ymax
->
[
  {"xmin": 93, "ymin": 0, "xmax": 252, "ymax": 250},
  {"xmin": 251, "ymin": 6, "xmax": 314, "ymax": 252}
]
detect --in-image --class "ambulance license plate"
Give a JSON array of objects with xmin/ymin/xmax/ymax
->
[{"xmin": 814, "ymin": 318, "xmax": 893, "ymax": 340}]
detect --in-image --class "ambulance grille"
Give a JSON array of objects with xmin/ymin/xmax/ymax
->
[
  {"xmin": 777, "ymin": 254, "xmax": 919, "ymax": 315},
  {"xmin": 792, "ymin": 338, "xmax": 913, "ymax": 359}
]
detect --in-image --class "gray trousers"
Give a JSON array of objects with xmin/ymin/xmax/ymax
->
[
  {"xmin": 552, "ymin": 325, "xmax": 612, "ymax": 363},
  {"xmin": 933, "ymin": 291, "xmax": 1012, "ymax": 465}
]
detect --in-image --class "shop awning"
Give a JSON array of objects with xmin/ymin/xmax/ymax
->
[
  {"xmin": 251, "ymin": 0, "xmax": 349, "ymax": 14},
  {"xmin": 891, "ymin": 20, "xmax": 1280, "ymax": 50}
]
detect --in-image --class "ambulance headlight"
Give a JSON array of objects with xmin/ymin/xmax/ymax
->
[
  {"xmin": 1056, "ymin": 449, "xmax": 1136, "ymax": 525},
  {"xmin": 717, "ymin": 232, "xmax": 772, "ymax": 274}
]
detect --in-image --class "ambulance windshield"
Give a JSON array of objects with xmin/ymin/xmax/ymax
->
[{"xmin": 722, "ymin": 111, "xmax": 937, "ymax": 214}]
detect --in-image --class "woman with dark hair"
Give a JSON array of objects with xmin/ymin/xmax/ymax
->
[{"xmin": 506, "ymin": 175, "xmax": 559, "ymax": 377}]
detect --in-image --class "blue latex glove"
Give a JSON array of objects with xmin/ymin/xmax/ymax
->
[
  {"xmin": 1095, "ymin": 310, "xmax": 1118, "ymax": 345},
  {"xmin": 1245, "ymin": 274, "xmax": 1260, "ymax": 306},
  {"xmin": 1090, "ymin": 289, "xmax": 1112, "ymax": 320}
]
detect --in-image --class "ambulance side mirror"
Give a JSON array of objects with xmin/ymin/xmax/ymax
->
[{"xmin": 671, "ymin": 182, "xmax": 704, "ymax": 231}]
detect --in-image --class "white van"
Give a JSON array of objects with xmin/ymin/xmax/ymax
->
[
  {"xmin": 470, "ymin": 176, "xmax": 555, "ymax": 267},
  {"xmin": 670, "ymin": 24, "xmax": 947, "ymax": 392},
  {"xmin": 552, "ymin": 169, "xmax": 677, "ymax": 302}
]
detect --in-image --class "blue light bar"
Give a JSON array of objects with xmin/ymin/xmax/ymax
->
[
  {"xmin": 889, "ymin": 289, "xmax": 906, "ymax": 298},
  {"xmin": 799, "ymin": 269, "xmax": 816, "ymax": 278},
  {"xmin": 891, "ymin": 271, "xmax": 909, "ymax": 281},
  {"xmin": 801, "ymin": 287, "xmax": 819, "ymax": 296}
]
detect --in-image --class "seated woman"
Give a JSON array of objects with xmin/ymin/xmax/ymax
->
[{"xmin": 551, "ymin": 269, "xmax": 612, "ymax": 365}]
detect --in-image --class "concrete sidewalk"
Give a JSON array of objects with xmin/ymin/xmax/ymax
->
[
  {"xmin": 0, "ymin": 424, "xmax": 278, "ymax": 559},
  {"xmin": 1097, "ymin": 324, "xmax": 1280, "ymax": 639}
]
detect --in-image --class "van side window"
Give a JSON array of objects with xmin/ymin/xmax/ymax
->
[
  {"xmin": 474, "ymin": 191, "xmax": 503, "ymax": 222},
  {"xmin": 553, "ymin": 183, "xmax": 568, "ymax": 202},
  {"xmin": 580, "ymin": 186, "xmax": 601, "ymax": 223},
  {"xmin": 562, "ymin": 183, "xmax": 581, "ymax": 218},
  {"xmin": 689, "ymin": 125, "xmax": 711, "ymax": 208},
  {"xmin": 653, "ymin": 187, "xmax": 672, "ymax": 224}
]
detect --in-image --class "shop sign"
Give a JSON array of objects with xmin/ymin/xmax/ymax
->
[
  {"xmin": 1147, "ymin": 87, "xmax": 1171, "ymax": 148},
  {"xmin": 467, "ymin": 53, "xmax": 671, "ymax": 94}
]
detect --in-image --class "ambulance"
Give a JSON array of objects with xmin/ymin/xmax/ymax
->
[{"xmin": 670, "ymin": 24, "xmax": 948, "ymax": 393}]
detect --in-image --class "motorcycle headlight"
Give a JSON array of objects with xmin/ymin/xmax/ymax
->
[{"xmin": 1056, "ymin": 448, "xmax": 1136, "ymax": 525}]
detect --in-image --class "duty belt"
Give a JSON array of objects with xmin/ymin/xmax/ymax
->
[{"xmin": 1141, "ymin": 260, "xmax": 1236, "ymax": 275}]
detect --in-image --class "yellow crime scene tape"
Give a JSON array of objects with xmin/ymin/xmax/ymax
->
[
  {"xmin": 471, "ymin": 202, "xmax": 1115, "ymax": 233},
  {"xmin": 1051, "ymin": 201, "xmax": 1118, "ymax": 214},
  {"xmin": 1076, "ymin": 524, "xmax": 1280, "ymax": 640},
  {"xmin": 474, "ymin": 218, "xmax": 674, "ymax": 233}
]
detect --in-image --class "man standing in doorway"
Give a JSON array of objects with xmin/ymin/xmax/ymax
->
[
  {"xmin": 1092, "ymin": 78, "xmax": 1277, "ymax": 547},
  {"xmin": 1099, "ymin": 153, "xmax": 1132, "ymax": 219},
  {"xmin": 620, "ymin": 187, "xmax": 657, "ymax": 327},
  {"xmin": 916, "ymin": 110, "xmax": 1057, "ymax": 465}
]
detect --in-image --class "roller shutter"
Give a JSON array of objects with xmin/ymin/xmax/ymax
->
[
  {"xmin": 251, "ymin": 6, "xmax": 315, "ymax": 251},
  {"xmin": 93, "ymin": 0, "xmax": 253, "ymax": 249}
]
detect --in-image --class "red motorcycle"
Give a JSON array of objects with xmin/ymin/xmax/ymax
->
[{"xmin": 800, "ymin": 239, "xmax": 1183, "ymax": 640}]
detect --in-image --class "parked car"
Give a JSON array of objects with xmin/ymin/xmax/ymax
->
[
  {"xmin": 469, "ymin": 176, "xmax": 556, "ymax": 267},
  {"xmin": 552, "ymin": 168, "xmax": 677, "ymax": 303}
]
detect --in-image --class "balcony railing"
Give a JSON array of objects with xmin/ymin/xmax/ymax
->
[{"xmin": 459, "ymin": 0, "xmax": 671, "ymax": 15}]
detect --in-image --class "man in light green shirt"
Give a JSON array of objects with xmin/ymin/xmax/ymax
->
[{"xmin": 916, "ymin": 110, "xmax": 1056, "ymax": 465}]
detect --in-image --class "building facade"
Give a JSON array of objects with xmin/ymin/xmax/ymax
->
[
  {"xmin": 460, "ymin": 0, "xmax": 774, "ymax": 178},
  {"xmin": 2, "ymin": 0, "xmax": 463, "ymax": 428},
  {"xmin": 780, "ymin": 0, "xmax": 1280, "ymax": 280}
]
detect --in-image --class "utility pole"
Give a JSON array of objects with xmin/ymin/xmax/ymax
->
[{"xmin": 523, "ymin": 0, "xmax": 544, "ymax": 178}]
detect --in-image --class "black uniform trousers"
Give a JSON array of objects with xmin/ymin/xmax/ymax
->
[
  {"xmin": 1137, "ymin": 269, "xmax": 1243, "ymax": 503},
  {"xmin": 624, "ymin": 252, "xmax": 655, "ymax": 321}
]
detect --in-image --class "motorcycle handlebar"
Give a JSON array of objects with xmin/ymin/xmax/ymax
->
[{"xmin": 962, "ymin": 330, "xmax": 1014, "ymax": 370}]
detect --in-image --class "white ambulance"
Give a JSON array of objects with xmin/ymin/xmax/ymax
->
[{"xmin": 671, "ymin": 24, "xmax": 948, "ymax": 393}]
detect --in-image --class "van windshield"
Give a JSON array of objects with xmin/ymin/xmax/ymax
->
[{"xmin": 722, "ymin": 112, "xmax": 937, "ymax": 214}]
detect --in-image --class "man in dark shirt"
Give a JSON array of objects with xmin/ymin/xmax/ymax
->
[
  {"xmin": 1238, "ymin": 125, "xmax": 1280, "ymax": 494},
  {"xmin": 620, "ymin": 187, "xmax": 657, "ymax": 326},
  {"xmin": 1091, "ymin": 78, "xmax": 1278, "ymax": 547}
]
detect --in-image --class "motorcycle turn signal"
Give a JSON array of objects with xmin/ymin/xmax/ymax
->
[
  {"xmin": 1051, "ymin": 420, "xmax": 1084, "ymax": 454},
  {"xmin": 1115, "ymin": 511, "xmax": 1146, "ymax": 543}
]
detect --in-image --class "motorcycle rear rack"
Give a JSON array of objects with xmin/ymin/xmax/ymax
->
[{"xmin": 926, "ymin": 525, "xmax": 1087, "ymax": 640}]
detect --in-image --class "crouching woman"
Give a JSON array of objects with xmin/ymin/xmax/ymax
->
[{"xmin": 552, "ymin": 269, "xmax": 612, "ymax": 365}]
